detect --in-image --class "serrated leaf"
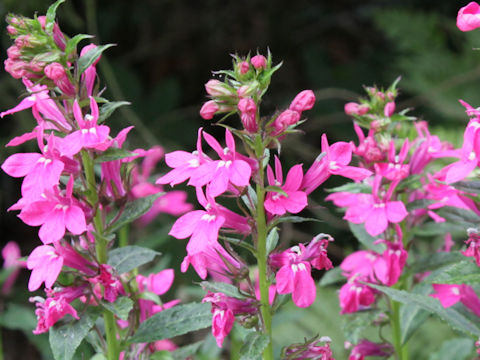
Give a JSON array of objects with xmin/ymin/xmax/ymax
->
[
  {"xmin": 108, "ymin": 246, "xmax": 160, "ymax": 274},
  {"xmin": 49, "ymin": 309, "xmax": 99, "ymax": 360},
  {"xmin": 342, "ymin": 309, "xmax": 382, "ymax": 343},
  {"xmin": 45, "ymin": 0, "xmax": 65, "ymax": 34},
  {"xmin": 319, "ymin": 267, "xmax": 344, "ymax": 287},
  {"xmin": 239, "ymin": 332, "xmax": 270, "ymax": 360},
  {"xmin": 369, "ymin": 284, "xmax": 480, "ymax": 337},
  {"xmin": 438, "ymin": 207, "xmax": 478, "ymax": 227},
  {"xmin": 413, "ymin": 222, "xmax": 466, "ymax": 236},
  {"xmin": 452, "ymin": 180, "xmax": 480, "ymax": 195},
  {"xmin": 101, "ymin": 297, "xmax": 133, "ymax": 320},
  {"xmin": 64, "ymin": 34, "xmax": 94, "ymax": 56},
  {"xmin": 98, "ymin": 101, "xmax": 131, "ymax": 123},
  {"xmin": 326, "ymin": 182, "xmax": 372, "ymax": 194},
  {"xmin": 200, "ymin": 281, "xmax": 244, "ymax": 299},
  {"xmin": 129, "ymin": 303, "xmax": 211, "ymax": 343},
  {"xmin": 426, "ymin": 260, "xmax": 480, "ymax": 285},
  {"xmin": 106, "ymin": 193, "xmax": 163, "ymax": 234},
  {"xmin": 400, "ymin": 283, "xmax": 431, "ymax": 345},
  {"xmin": 411, "ymin": 252, "xmax": 467, "ymax": 273},
  {"xmin": 265, "ymin": 185, "xmax": 288, "ymax": 197},
  {"xmin": 266, "ymin": 227, "xmax": 279, "ymax": 254},
  {"xmin": 428, "ymin": 338, "xmax": 474, "ymax": 360},
  {"xmin": 77, "ymin": 44, "xmax": 115, "ymax": 76},
  {"xmin": 348, "ymin": 223, "xmax": 384, "ymax": 252},
  {"xmin": 94, "ymin": 148, "xmax": 138, "ymax": 163}
]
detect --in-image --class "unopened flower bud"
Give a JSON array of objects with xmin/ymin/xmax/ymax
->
[
  {"xmin": 4, "ymin": 58, "xmax": 26, "ymax": 79},
  {"xmin": 6, "ymin": 25, "xmax": 17, "ymax": 35},
  {"xmin": 28, "ymin": 60, "xmax": 45, "ymax": 73},
  {"xmin": 272, "ymin": 109, "xmax": 300, "ymax": 135},
  {"xmin": 344, "ymin": 102, "xmax": 369, "ymax": 116},
  {"xmin": 238, "ymin": 61, "xmax": 250, "ymax": 75},
  {"xmin": 251, "ymin": 55, "xmax": 267, "ymax": 70},
  {"xmin": 6, "ymin": 46, "xmax": 21, "ymax": 60},
  {"xmin": 387, "ymin": 91, "xmax": 395, "ymax": 100},
  {"xmin": 44, "ymin": 62, "xmax": 66, "ymax": 81},
  {"xmin": 15, "ymin": 35, "xmax": 31, "ymax": 49},
  {"xmin": 238, "ymin": 98, "xmax": 258, "ymax": 133},
  {"xmin": 237, "ymin": 81, "xmax": 259, "ymax": 98},
  {"xmin": 376, "ymin": 91, "xmax": 385, "ymax": 101},
  {"xmin": 384, "ymin": 101, "xmax": 396, "ymax": 117},
  {"xmin": 289, "ymin": 90, "xmax": 316, "ymax": 112},
  {"xmin": 205, "ymin": 79, "xmax": 231, "ymax": 97},
  {"xmin": 200, "ymin": 100, "xmax": 219, "ymax": 120}
]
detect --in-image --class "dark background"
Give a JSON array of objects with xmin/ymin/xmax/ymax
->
[{"xmin": 0, "ymin": 0, "xmax": 478, "ymax": 358}]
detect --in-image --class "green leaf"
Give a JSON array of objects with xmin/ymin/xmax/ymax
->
[
  {"xmin": 319, "ymin": 267, "xmax": 344, "ymax": 287},
  {"xmin": 400, "ymin": 284, "xmax": 431, "ymax": 345},
  {"xmin": 266, "ymin": 227, "xmax": 279, "ymax": 254},
  {"xmin": 77, "ymin": 44, "xmax": 115, "ymax": 76},
  {"xmin": 45, "ymin": 0, "xmax": 65, "ymax": 34},
  {"xmin": 270, "ymin": 216, "xmax": 320, "ymax": 227},
  {"xmin": 64, "ymin": 34, "xmax": 94, "ymax": 56},
  {"xmin": 171, "ymin": 341, "xmax": 204, "ymax": 360},
  {"xmin": 90, "ymin": 355, "xmax": 107, "ymax": 360},
  {"xmin": 239, "ymin": 332, "xmax": 270, "ymax": 360},
  {"xmin": 413, "ymin": 222, "xmax": 466, "ymax": 236},
  {"xmin": 265, "ymin": 185, "xmax": 288, "ymax": 197},
  {"xmin": 139, "ymin": 291, "xmax": 162, "ymax": 305},
  {"xmin": 438, "ymin": 207, "xmax": 478, "ymax": 227},
  {"xmin": 94, "ymin": 148, "xmax": 138, "ymax": 163},
  {"xmin": 426, "ymin": 260, "xmax": 480, "ymax": 285},
  {"xmin": 348, "ymin": 223, "xmax": 384, "ymax": 252},
  {"xmin": 101, "ymin": 297, "xmax": 133, "ymax": 320},
  {"xmin": 129, "ymin": 303, "xmax": 212, "ymax": 343},
  {"xmin": 200, "ymin": 281, "xmax": 244, "ymax": 299},
  {"xmin": 49, "ymin": 309, "xmax": 99, "ymax": 360},
  {"xmin": 241, "ymin": 185, "xmax": 257, "ymax": 213},
  {"xmin": 98, "ymin": 101, "xmax": 131, "ymax": 123},
  {"xmin": 369, "ymin": 284, "xmax": 480, "ymax": 337},
  {"xmin": 406, "ymin": 199, "xmax": 435, "ymax": 212},
  {"xmin": 396, "ymin": 174, "xmax": 423, "ymax": 191},
  {"xmin": 108, "ymin": 246, "xmax": 159, "ymax": 274},
  {"xmin": 106, "ymin": 193, "xmax": 163, "ymax": 234},
  {"xmin": 411, "ymin": 252, "xmax": 466, "ymax": 273},
  {"xmin": 452, "ymin": 180, "xmax": 480, "ymax": 195},
  {"xmin": 0, "ymin": 303, "xmax": 37, "ymax": 331},
  {"xmin": 428, "ymin": 338, "xmax": 474, "ymax": 360},
  {"xmin": 342, "ymin": 309, "xmax": 382, "ymax": 343},
  {"xmin": 326, "ymin": 182, "xmax": 371, "ymax": 194}
]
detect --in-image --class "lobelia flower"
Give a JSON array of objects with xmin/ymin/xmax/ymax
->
[
  {"xmin": 1, "ymin": 241, "xmax": 25, "ymax": 295},
  {"xmin": 2, "ymin": 131, "xmax": 66, "ymax": 201},
  {"xmin": 80, "ymin": 44, "xmax": 101, "ymax": 96},
  {"xmin": 26, "ymin": 245, "xmax": 64, "ymax": 291},
  {"xmin": 156, "ymin": 128, "xmax": 210, "ymax": 186},
  {"xmin": 264, "ymin": 156, "xmax": 307, "ymax": 215},
  {"xmin": 18, "ymin": 177, "xmax": 87, "ymax": 244},
  {"xmin": 59, "ymin": 97, "xmax": 110, "ymax": 157},
  {"xmin": 462, "ymin": 228, "xmax": 480, "ymax": 265},
  {"xmin": 200, "ymin": 100, "xmax": 220, "ymax": 120},
  {"xmin": 340, "ymin": 250, "xmax": 385, "ymax": 283},
  {"xmin": 430, "ymin": 283, "xmax": 480, "ymax": 317},
  {"xmin": 189, "ymin": 128, "xmax": 252, "ymax": 197},
  {"xmin": 374, "ymin": 139, "xmax": 410, "ymax": 181},
  {"xmin": 302, "ymin": 134, "xmax": 372, "ymax": 195},
  {"xmin": 44, "ymin": 62, "xmax": 75, "ymax": 96},
  {"xmin": 374, "ymin": 239, "xmax": 408, "ymax": 286},
  {"xmin": 348, "ymin": 340, "xmax": 393, "ymax": 360},
  {"xmin": 457, "ymin": 2, "xmax": 480, "ymax": 31},
  {"xmin": 89, "ymin": 264, "xmax": 123, "ymax": 303},
  {"xmin": 352, "ymin": 123, "xmax": 384, "ymax": 163},
  {"xmin": 339, "ymin": 276, "xmax": 376, "ymax": 314},
  {"xmin": 271, "ymin": 109, "xmax": 301, "ymax": 136}
]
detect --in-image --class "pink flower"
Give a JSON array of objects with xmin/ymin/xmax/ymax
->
[
  {"xmin": 1, "ymin": 241, "xmax": 25, "ymax": 295},
  {"xmin": 237, "ymin": 97, "xmax": 258, "ymax": 133},
  {"xmin": 289, "ymin": 90, "xmax": 316, "ymax": 113},
  {"xmin": 384, "ymin": 101, "xmax": 395, "ymax": 117},
  {"xmin": 430, "ymin": 283, "xmax": 480, "ymax": 316},
  {"xmin": 251, "ymin": 55, "xmax": 267, "ymax": 70},
  {"xmin": 238, "ymin": 61, "xmax": 250, "ymax": 74},
  {"xmin": 19, "ymin": 177, "xmax": 87, "ymax": 244},
  {"xmin": 462, "ymin": 229, "xmax": 480, "ymax": 265},
  {"xmin": 27, "ymin": 245, "xmax": 64, "ymax": 291},
  {"xmin": 375, "ymin": 140, "xmax": 410, "ymax": 181},
  {"xmin": 59, "ymin": 97, "xmax": 110, "ymax": 156},
  {"xmin": 189, "ymin": 129, "xmax": 252, "ymax": 197},
  {"xmin": 340, "ymin": 250, "xmax": 385, "ymax": 283},
  {"xmin": 344, "ymin": 102, "xmax": 369, "ymax": 116},
  {"xmin": 271, "ymin": 109, "xmax": 301, "ymax": 136},
  {"xmin": 200, "ymin": 100, "xmax": 219, "ymax": 120},
  {"xmin": 80, "ymin": 44, "xmax": 100, "ymax": 96},
  {"xmin": 352, "ymin": 123, "xmax": 384, "ymax": 163},
  {"xmin": 375, "ymin": 239, "xmax": 408, "ymax": 286},
  {"xmin": 89, "ymin": 264, "xmax": 123, "ymax": 303},
  {"xmin": 44, "ymin": 62, "xmax": 75, "ymax": 96},
  {"xmin": 32, "ymin": 294, "xmax": 79, "ymax": 334},
  {"xmin": 348, "ymin": 340, "xmax": 393, "ymax": 360},
  {"xmin": 137, "ymin": 269, "xmax": 174, "ymax": 296},
  {"xmin": 457, "ymin": 2, "xmax": 480, "ymax": 31},
  {"xmin": 264, "ymin": 156, "xmax": 307, "ymax": 216},
  {"xmin": 339, "ymin": 278, "xmax": 376, "ymax": 314}
]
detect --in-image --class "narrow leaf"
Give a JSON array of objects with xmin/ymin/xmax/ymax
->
[
  {"xmin": 266, "ymin": 227, "xmax": 279, "ymax": 254},
  {"xmin": 108, "ymin": 246, "xmax": 160, "ymax": 274},
  {"xmin": 265, "ymin": 185, "xmax": 288, "ymax": 197},
  {"xmin": 411, "ymin": 252, "xmax": 465, "ymax": 273},
  {"xmin": 452, "ymin": 180, "xmax": 480, "ymax": 195},
  {"xmin": 64, "ymin": 34, "xmax": 94, "ymax": 56},
  {"xmin": 77, "ymin": 44, "xmax": 115, "ymax": 76},
  {"xmin": 101, "ymin": 297, "xmax": 133, "ymax": 320},
  {"xmin": 49, "ymin": 309, "xmax": 98, "ymax": 360},
  {"xmin": 239, "ymin": 332, "xmax": 270, "ymax": 360},
  {"xmin": 106, "ymin": 193, "xmax": 163, "ymax": 234},
  {"xmin": 426, "ymin": 260, "xmax": 480, "ymax": 285},
  {"xmin": 348, "ymin": 223, "xmax": 384, "ymax": 252},
  {"xmin": 319, "ymin": 267, "xmax": 344, "ymax": 287},
  {"xmin": 98, "ymin": 101, "xmax": 131, "ymax": 123},
  {"xmin": 200, "ymin": 281, "xmax": 245, "ymax": 299},
  {"xmin": 326, "ymin": 182, "xmax": 371, "ymax": 194},
  {"xmin": 94, "ymin": 148, "xmax": 138, "ymax": 163},
  {"xmin": 369, "ymin": 284, "xmax": 480, "ymax": 337},
  {"xmin": 270, "ymin": 216, "xmax": 320, "ymax": 227},
  {"xmin": 400, "ymin": 283, "xmax": 431, "ymax": 345},
  {"xmin": 129, "ymin": 303, "xmax": 211, "ymax": 343},
  {"xmin": 45, "ymin": 0, "xmax": 65, "ymax": 34}
]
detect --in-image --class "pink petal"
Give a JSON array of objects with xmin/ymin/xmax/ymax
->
[
  {"xmin": 169, "ymin": 210, "xmax": 204, "ymax": 239},
  {"xmin": 1, "ymin": 153, "xmax": 41, "ymax": 177},
  {"xmin": 276, "ymin": 265, "xmax": 294, "ymax": 294},
  {"xmin": 292, "ymin": 263, "xmax": 316, "ymax": 308},
  {"xmin": 365, "ymin": 207, "xmax": 387, "ymax": 236},
  {"xmin": 282, "ymin": 191, "xmax": 308, "ymax": 214},
  {"xmin": 229, "ymin": 160, "xmax": 251, "ymax": 187},
  {"xmin": 329, "ymin": 141, "xmax": 353, "ymax": 165},
  {"xmin": 283, "ymin": 164, "xmax": 304, "ymax": 192},
  {"xmin": 39, "ymin": 210, "xmax": 66, "ymax": 244},
  {"xmin": 385, "ymin": 201, "xmax": 408, "ymax": 223},
  {"xmin": 65, "ymin": 206, "xmax": 87, "ymax": 235}
]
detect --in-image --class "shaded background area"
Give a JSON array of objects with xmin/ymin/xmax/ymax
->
[{"xmin": 0, "ymin": 0, "xmax": 478, "ymax": 359}]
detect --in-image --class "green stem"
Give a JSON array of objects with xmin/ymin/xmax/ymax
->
[
  {"xmin": 255, "ymin": 171, "xmax": 274, "ymax": 360},
  {"xmin": 81, "ymin": 151, "xmax": 119, "ymax": 360},
  {"xmin": 119, "ymin": 225, "xmax": 129, "ymax": 247},
  {"xmin": 390, "ymin": 299, "xmax": 408, "ymax": 360}
]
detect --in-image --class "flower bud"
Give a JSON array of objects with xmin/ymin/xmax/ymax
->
[
  {"xmin": 272, "ymin": 109, "xmax": 300, "ymax": 135},
  {"xmin": 238, "ymin": 98, "xmax": 258, "ymax": 133},
  {"xmin": 15, "ymin": 35, "xmax": 31, "ymax": 49},
  {"xmin": 251, "ymin": 55, "xmax": 267, "ymax": 70},
  {"xmin": 6, "ymin": 46, "xmax": 21, "ymax": 60},
  {"xmin": 4, "ymin": 58, "xmax": 26, "ymax": 79},
  {"xmin": 28, "ymin": 60, "xmax": 45, "ymax": 73},
  {"xmin": 44, "ymin": 62, "xmax": 66, "ymax": 81},
  {"xmin": 384, "ymin": 101, "xmax": 396, "ymax": 117},
  {"xmin": 205, "ymin": 79, "xmax": 231, "ymax": 97},
  {"xmin": 289, "ymin": 90, "xmax": 315, "ymax": 112},
  {"xmin": 6, "ymin": 25, "xmax": 17, "ymax": 35},
  {"xmin": 238, "ymin": 61, "xmax": 250, "ymax": 75},
  {"xmin": 344, "ymin": 102, "xmax": 369, "ymax": 116},
  {"xmin": 200, "ymin": 100, "xmax": 219, "ymax": 120}
]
